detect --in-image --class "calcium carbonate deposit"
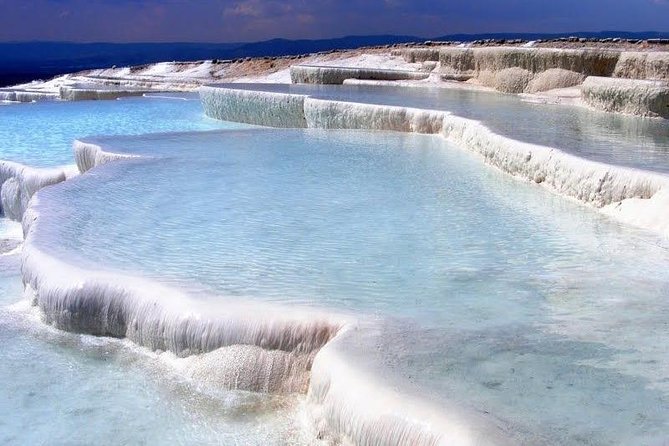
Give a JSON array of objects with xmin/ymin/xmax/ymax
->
[{"xmin": 1, "ymin": 45, "xmax": 669, "ymax": 445}]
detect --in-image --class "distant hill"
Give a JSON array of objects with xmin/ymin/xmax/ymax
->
[{"xmin": 1, "ymin": 31, "xmax": 668, "ymax": 87}]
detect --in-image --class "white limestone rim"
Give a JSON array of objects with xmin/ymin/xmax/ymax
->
[
  {"xmin": 292, "ymin": 64, "xmax": 427, "ymax": 74},
  {"xmin": 309, "ymin": 327, "xmax": 516, "ymax": 446},
  {"xmin": 0, "ymin": 159, "xmax": 73, "ymax": 221},
  {"xmin": 73, "ymin": 139, "xmax": 143, "ymax": 173},
  {"xmin": 59, "ymin": 85, "xmax": 152, "ymax": 101},
  {"xmin": 21, "ymin": 217, "xmax": 343, "ymax": 356},
  {"xmin": 26, "ymin": 139, "xmax": 345, "ymax": 356},
  {"xmin": 200, "ymin": 85, "xmax": 669, "ymax": 239},
  {"xmin": 290, "ymin": 64, "xmax": 431, "ymax": 84},
  {"xmin": 199, "ymin": 86, "xmax": 309, "ymax": 127}
]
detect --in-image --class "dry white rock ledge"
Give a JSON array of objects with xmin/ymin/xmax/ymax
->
[
  {"xmin": 386, "ymin": 46, "xmax": 669, "ymax": 116},
  {"xmin": 59, "ymin": 84, "xmax": 150, "ymax": 101},
  {"xmin": 582, "ymin": 76, "xmax": 669, "ymax": 118},
  {"xmin": 290, "ymin": 64, "xmax": 430, "ymax": 84}
]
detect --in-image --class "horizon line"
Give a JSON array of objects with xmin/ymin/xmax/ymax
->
[{"xmin": 2, "ymin": 30, "xmax": 669, "ymax": 46}]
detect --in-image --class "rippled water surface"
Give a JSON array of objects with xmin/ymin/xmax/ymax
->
[
  {"xmin": 225, "ymin": 83, "xmax": 669, "ymax": 173},
  {"xmin": 33, "ymin": 129, "xmax": 669, "ymax": 444}
]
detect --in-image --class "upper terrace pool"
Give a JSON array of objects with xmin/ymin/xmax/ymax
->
[
  {"xmin": 27, "ymin": 128, "xmax": 669, "ymax": 444},
  {"xmin": 221, "ymin": 83, "xmax": 669, "ymax": 173},
  {"xmin": 0, "ymin": 93, "xmax": 240, "ymax": 167}
]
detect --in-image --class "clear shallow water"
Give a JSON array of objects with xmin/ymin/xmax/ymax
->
[
  {"xmin": 34, "ymin": 129, "xmax": 669, "ymax": 444},
  {"xmin": 223, "ymin": 83, "xmax": 669, "ymax": 173},
  {"xmin": 0, "ymin": 241, "xmax": 313, "ymax": 445},
  {"xmin": 0, "ymin": 94, "xmax": 304, "ymax": 445},
  {"xmin": 0, "ymin": 93, "xmax": 244, "ymax": 167}
]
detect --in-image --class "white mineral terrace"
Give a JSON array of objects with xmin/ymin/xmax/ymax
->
[
  {"xmin": 0, "ymin": 161, "xmax": 76, "ymax": 221},
  {"xmin": 582, "ymin": 76, "xmax": 669, "ymax": 118},
  {"xmin": 18, "ymin": 133, "xmax": 523, "ymax": 445},
  {"xmin": 2, "ymin": 44, "xmax": 669, "ymax": 446},
  {"xmin": 5, "ymin": 46, "xmax": 669, "ymax": 118},
  {"xmin": 289, "ymin": 65, "xmax": 430, "ymax": 84}
]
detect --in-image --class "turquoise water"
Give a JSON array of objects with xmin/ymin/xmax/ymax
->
[
  {"xmin": 33, "ymin": 129, "xmax": 669, "ymax": 444},
  {"xmin": 0, "ymin": 93, "xmax": 244, "ymax": 167},
  {"xmin": 223, "ymin": 83, "xmax": 669, "ymax": 173}
]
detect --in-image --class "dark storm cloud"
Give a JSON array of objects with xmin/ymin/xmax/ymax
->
[{"xmin": 0, "ymin": 0, "xmax": 666, "ymax": 42}]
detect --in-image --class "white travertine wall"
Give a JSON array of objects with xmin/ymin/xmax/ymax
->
[
  {"xmin": 613, "ymin": 51, "xmax": 669, "ymax": 81},
  {"xmin": 303, "ymin": 98, "xmax": 445, "ymax": 133},
  {"xmin": 524, "ymin": 68, "xmax": 585, "ymax": 93},
  {"xmin": 0, "ymin": 90, "xmax": 59, "ymax": 102},
  {"xmin": 58, "ymin": 86, "xmax": 148, "ymax": 101},
  {"xmin": 73, "ymin": 140, "xmax": 140, "ymax": 173},
  {"xmin": 439, "ymin": 47, "xmax": 620, "ymax": 81},
  {"xmin": 0, "ymin": 129, "xmax": 135, "ymax": 224},
  {"xmin": 1, "ymin": 85, "xmax": 150, "ymax": 103},
  {"xmin": 0, "ymin": 161, "xmax": 69, "ymax": 221},
  {"xmin": 582, "ymin": 76, "xmax": 669, "ymax": 118},
  {"xmin": 290, "ymin": 65, "xmax": 430, "ymax": 84},
  {"xmin": 439, "ymin": 48, "xmax": 477, "ymax": 81},
  {"xmin": 435, "ymin": 47, "xmax": 669, "ymax": 97},
  {"xmin": 391, "ymin": 47, "xmax": 441, "ymax": 63},
  {"xmin": 477, "ymin": 67, "xmax": 534, "ymax": 93},
  {"xmin": 199, "ymin": 86, "xmax": 308, "ymax": 127}
]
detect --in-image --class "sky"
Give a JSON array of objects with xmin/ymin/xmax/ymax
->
[{"xmin": 0, "ymin": 0, "xmax": 668, "ymax": 43}]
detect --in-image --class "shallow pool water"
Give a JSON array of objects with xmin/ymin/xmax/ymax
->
[
  {"xmin": 223, "ymin": 83, "xmax": 669, "ymax": 173},
  {"xmin": 32, "ymin": 128, "xmax": 669, "ymax": 444},
  {"xmin": 0, "ymin": 93, "xmax": 245, "ymax": 167}
]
